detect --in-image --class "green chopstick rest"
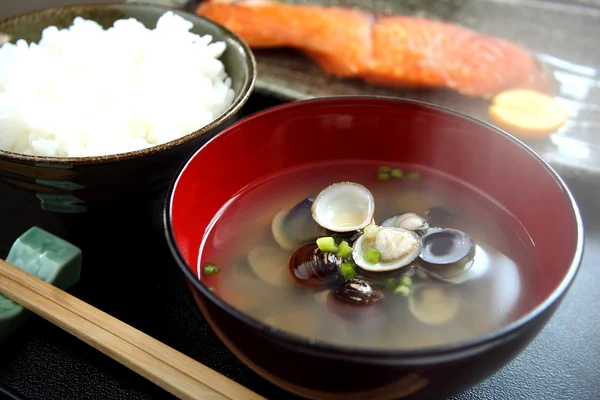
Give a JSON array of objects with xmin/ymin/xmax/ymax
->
[{"xmin": 0, "ymin": 227, "xmax": 82, "ymax": 343}]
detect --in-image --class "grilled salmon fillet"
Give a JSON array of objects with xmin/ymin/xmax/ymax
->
[{"xmin": 197, "ymin": 0, "xmax": 550, "ymax": 98}]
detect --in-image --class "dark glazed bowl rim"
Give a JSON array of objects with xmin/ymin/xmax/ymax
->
[
  {"xmin": 0, "ymin": 2, "xmax": 256, "ymax": 165},
  {"xmin": 164, "ymin": 95, "xmax": 585, "ymax": 360}
]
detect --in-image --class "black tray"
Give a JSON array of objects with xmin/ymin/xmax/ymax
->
[
  {"xmin": 187, "ymin": 0, "xmax": 600, "ymax": 176},
  {"xmin": 1, "ymin": 0, "xmax": 600, "ymax": 397},
  {"xmin": 0, "ymin": 92, "xmax": 599, "ymax": 400}
]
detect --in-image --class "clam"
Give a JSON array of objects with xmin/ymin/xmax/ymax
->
[
  {"xmin": 424, "ymin": 207, "xmax": 458, "ymax": 227},
  {"xmin": 271, "ymin": 197, "xmax": 325, "ymax": 251},
  {"xmin": 248, "ymin": 246, "xmax": 295, "ymax": 286},
  {"xmin": 288, "ymin": 243, "xmax": 344, "ymax": 289},
  {"xmin": 326, "ymin": 289, "xmax": 384, "ymax": 322},
  {"xmin": 408, "ymin": 284, "xmax": 460, "ymax": 325},
  {"xmin": 419, "ymin": 228, "xmax": 475, "ymax": 283},
  {"xmin": 381, "ymin": 212, "xmax": 429, "ymax": 233},
  {"xmin": 311, "ymin": 182, "xmax": 375, "ymax": 233},
  {"xmin": 334, "ymin": 278, "xmax": 384, "ymax": 305},
  {"xmin": 353, "ymin": 227, "xmax": 421, "ymax": 273}
]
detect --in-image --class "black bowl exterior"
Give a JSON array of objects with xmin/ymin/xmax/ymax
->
[
  {"xmin": 1, "ymin": 136, "xmax": 208, "ymax": 244},
  {"xmin": 185, "ymin": 280, "xmax": 561, "ymax": 400},
  {"xmin": 0, "ymin": 3, "xmax": 255, "ymax": 246}
]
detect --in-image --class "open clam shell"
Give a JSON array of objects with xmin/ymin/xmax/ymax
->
[
  {"xmin": 311, "ymin": 182, "xmax": 375, "ymax": 233},
  {"xmin": 419, "ymin": 228, "xmax": 476, "ymax": 283},
  {"xmin": 353, "ymin": 227, "xmax": 421, "ymax": 273},
  {"xmin": 420, "ymin": 228, "xmax": 474, "ymax": 265}
]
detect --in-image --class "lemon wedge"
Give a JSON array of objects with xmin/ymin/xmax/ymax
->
[{"xmin": 489, "ymin": 89, "xmax": 568, "ymax": 138}]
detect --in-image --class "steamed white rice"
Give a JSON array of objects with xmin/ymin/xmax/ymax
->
[{"xmin": 0, "ymin": 11, "xmax": 235, "ymax": 157}]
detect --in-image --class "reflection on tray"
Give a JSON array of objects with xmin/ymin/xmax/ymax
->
[{"xmin": 536, "ymin": 53, "xmax": 600, "ymax": 172}]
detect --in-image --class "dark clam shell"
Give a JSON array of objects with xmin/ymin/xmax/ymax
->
[
  {"xmin": 420, "ymin": 228, "xmax": 474, "ymax": 265},
  {"xmin": 283, "ymin": 196, "xmax": 321, "ymax": 243},
  {"xmin": 326, "ymin": 291, "xmax": 384, "ymax": 322},
  {"xmin": 289, "ymin": 243, "xmax": 344, "ymax": 289},
  {"xmin": 334, "ymin": 278, "xmax": 384, "ymax": 305},
  {"xmin": 419, "ymin": 228, "xmax": 476, "ymax": 282},
  {"xmin": 424, "ymin": 207, "xmax": 458, "ymax": 227}
]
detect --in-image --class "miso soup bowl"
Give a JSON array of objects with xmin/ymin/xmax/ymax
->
[
  {"xmin": 165, "ymin": 97, "xmax": 583, "ymax": 400},
  {"xmin": 0, "ymin": 3, "xmax": 255, "ymax": 248}
]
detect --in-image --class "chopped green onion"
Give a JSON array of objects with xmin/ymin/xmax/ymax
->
[
  {"xmin": 379, "ymin": 165, "xmax": 392, "ymax": 173},
  {"xmin": 384, "ymin": 278, "xmax": 399, "ymax": 290},
  {"xmin": 363, "ymin": 224, "xmax": 380, "ymax": 240},
  {"xmin": 400, "ymin": 275, "xmax": 413, "ymax": 288},
  {"xmin": 391, "ymin": 168, "xmax": 404, "ymax": 178},
  {"xmin": 208, "ymin": 287, "xmax": 215, "ymax": 292},
  {"xmin": 365, "ymin": 247, "xmax": 381, "ymax": 264},
  {"xmin": 203, "ymin": 262, "xmax": 221, "ymax": 276},
  {"xmin": 394, "ymin": 284, "xmax": 411, "ymax": 297},
  {"xmin": 378, "ymin": 172, "xmax": 390, "ymax": 181},
  {"xmin": 316, "ymin": 236, "xmax": 337, "ymax": 253},
  {"xmin": 341, "ymin": 263, "xmax": 357, "ymax": 280},
  {"xmin": 407, "ymin": 172, "xmax": 421, "ymax": 180},
  {"xmin": 338, "ymin": 241, "xmax": 353, "ymax": 258}
]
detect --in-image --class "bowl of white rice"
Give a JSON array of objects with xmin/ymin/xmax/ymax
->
[{"xmin": 0, "ymin": 3, "xmax": 255, "ymax": 245}]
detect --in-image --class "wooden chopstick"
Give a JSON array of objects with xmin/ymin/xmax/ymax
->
[{"xmin": 0, "ymin": 258, "xmax": 265, "ymax": 400}]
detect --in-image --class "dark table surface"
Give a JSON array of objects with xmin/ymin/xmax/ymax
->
[{"xmin": 1, "ymin": 2, "xmax": 600, "ymax": 400}]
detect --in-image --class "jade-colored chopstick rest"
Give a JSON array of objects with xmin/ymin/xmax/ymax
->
[{"xmin": 0, "ymin": 227, "xmax": 82, "ymax": 343}]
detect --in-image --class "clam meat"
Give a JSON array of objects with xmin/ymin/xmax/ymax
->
[
  {"xmin": 311, "ymin": 182, "xmax": 375, "ymax": 233},
  {"xmin": 353, "ymin": 227, "xmax": 421, "ymax": 273},
  {"xmin": 272, "ymin": 197, "xmax": 325, "ymax": 251},
  {"xmin": 288, "ymin": 243, "xmax": 344, "ymax": 288},
  {"xmin": 381, "ymin": 212, "xmax": 429, "ymax": 233}
]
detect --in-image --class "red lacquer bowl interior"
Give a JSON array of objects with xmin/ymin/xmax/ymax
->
[{"xmin": 167, "ymin": 96, "xmax": 583, "ymax": 353}]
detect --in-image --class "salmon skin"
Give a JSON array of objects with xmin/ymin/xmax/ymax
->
[{"xmin": 196, "ymin": 0, "xmax": 551, "ymax": 98}]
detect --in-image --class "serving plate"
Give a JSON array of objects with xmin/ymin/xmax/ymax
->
[{"xmin": 187, "ymin": 0, "xmax": 600, "ymax": 176}]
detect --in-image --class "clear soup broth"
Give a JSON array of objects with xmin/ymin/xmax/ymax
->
[{"xmin": 199, "ymin": 160, "xmax": 539, "ymax": 350}]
